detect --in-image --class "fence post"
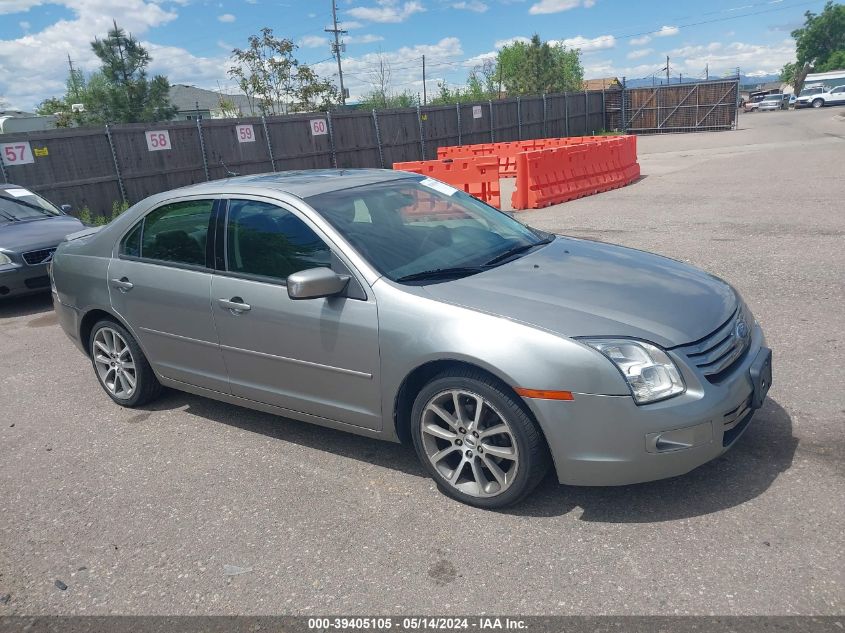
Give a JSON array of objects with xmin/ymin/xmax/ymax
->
[
  {"xmin": 0, "ymin": 155, "xmax": 8, "ymax": 184},
  {"xmin": 261, "ymin": 115, "xmax": 277, "ymax": 172},
  {"xmin": 542, "ymin": 94, "xmax": 547, "ymax": 138},
  {"xmin": 621, "ymin": 76, "xmax": 628, "ymax": 133},
  {"xmin": 517, "ymin": 97, "xmax": 522, "ymax": 140},
  {"xmin": 584, "ymin": 91, "xmax": 589, "ymax": 134},
  {"xmin": 488, "ymin": 100, "xmax": 495, "ymax": 142},
  {"xmin": 456, "ymin": 103, "xmax": 462, "ymax": 146},
  {"xmin": 196, "ymin": 117, "xmax": 210, "ymax": 181},
  {"xmin": 326, "ymin": 110, "xmax": 338, "ymax": 168},
  {"xmin": 372, "ymin": 109, "xmax": 385, "ymax": 168},
  {"xmin": 105, "ymin": 124, "xmax": 128, "ymax": 204},
  {"xmin": 416, "ymin": 104, "xmax": 426, "ymax": 160},
  {"xmin": 564, "ymin": 93, "xmax": 570, "ymax": 137},
  {"xmin": 601, "ymin": 88, "xmax": 607, "ymax": 132}
]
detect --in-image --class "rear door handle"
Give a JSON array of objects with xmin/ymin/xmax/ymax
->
[
  {"xmin": 110, "ymin": 277, "xmax": 134, "ymax": 292},
  {"xmin": 218, "ymin": 297, "xmax": 251, "ymax": 314}
]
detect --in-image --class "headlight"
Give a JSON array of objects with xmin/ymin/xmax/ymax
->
[
  {"xmin": 0, "ymin": 252, "xmax": 12, "ymax": 266},
  {"xmin": 581, "ymin": 338, "xmax": 685, "ymax": 404}
]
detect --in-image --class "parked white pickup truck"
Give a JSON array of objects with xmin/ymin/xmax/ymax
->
[{"xmin": 795, "ymin": 85, "xmax": 845, "ymax": 108}]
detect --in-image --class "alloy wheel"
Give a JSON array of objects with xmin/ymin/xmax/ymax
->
[
  {"xmin": 92, "ymin": 327, "xmax": 137, "ymax": 400},
  {"xmin": 420, "ymin": 389, "xmax": 519, "ymax": 498}
]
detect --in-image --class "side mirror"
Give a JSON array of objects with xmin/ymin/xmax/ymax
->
[
  {"xmin": 287, "ymin": 267, "xmax": 349, "ymax": 300},
  {"xmin": 60, "ymin": 204, "xmax": 72, "ymax": 214}
]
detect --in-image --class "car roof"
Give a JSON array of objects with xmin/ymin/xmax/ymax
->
[{"xmin": 164, "ymin": 169, "xmax": 418, "ymax": 200}]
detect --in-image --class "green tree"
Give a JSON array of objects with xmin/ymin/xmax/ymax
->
[
  {"xmin": 229, "ymin": 28, "xmax": 338, "ymax": 114},
  {"xmin": 497, "ymin": 34, "xmax": 583, "ymax": 96},
  {"xmin": 783, "ymin": 2, "xmax": 845, "ymax": 93},
  {"xmin": 89, "ymin": 21, "xmax": 177, "ymax": 122}
]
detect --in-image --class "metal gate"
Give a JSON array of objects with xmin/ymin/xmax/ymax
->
[{"xmin": 606, "ymin": 79, "xmax": 739, "ymax": 134}]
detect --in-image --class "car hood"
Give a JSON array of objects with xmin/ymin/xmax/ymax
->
[
  {"xmin": 0, "ymin": 216, "xmax": 85, "ymax": 252},
  {"xmin": 422, "ymin": 237, "xmax": 737, "ymax": 348}
]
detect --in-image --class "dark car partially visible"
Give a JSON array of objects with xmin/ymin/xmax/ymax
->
[{"xmin": 0, "ymin": 184, "xmax": 84, "ymax": 298}]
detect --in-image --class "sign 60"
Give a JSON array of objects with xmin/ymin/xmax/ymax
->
[{"xmin": 310, "ymin": 119, "xmax": 328, "ymax": 136}]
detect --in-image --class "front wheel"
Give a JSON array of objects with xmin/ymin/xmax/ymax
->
[
  {"xmin": 411, "ymin": 369, "xmax": 550, "ymax": 508},
  {"xmin": 812, "ymin": 98, "xmax": 824, "ymax": 108},
  {"xmin": 89, "ymin": 320, "xmax": 162, "ymax": 407}
]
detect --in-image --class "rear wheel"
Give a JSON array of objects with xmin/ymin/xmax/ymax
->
[
  {"xmin": 411, "ymin": 369, "xmax": 550, "ymax": 508},
  {"xmin": 89, "ymin": 320, "xmax": 162, "ymax": 407},
  {"xmin": 812, "ymin": 98, "xmax": 824, "ymax": 108}
]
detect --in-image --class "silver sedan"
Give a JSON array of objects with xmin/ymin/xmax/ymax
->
[{"xmin": 51, "ymin": 170, "xmax": 772, "ymax": 508}]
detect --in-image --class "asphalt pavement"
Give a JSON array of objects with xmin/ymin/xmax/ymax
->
[{"xmin": 0, "ymin": 107, "xmax": 843, "ymax": 615}]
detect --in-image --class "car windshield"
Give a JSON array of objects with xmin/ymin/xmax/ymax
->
[
  {"xmin": 305, "ymin": 177, "xmax": 551, "ymax": 283},
  {"xmin": 0, "ymin": 188, "xmax": 61, "ymax": 224}
]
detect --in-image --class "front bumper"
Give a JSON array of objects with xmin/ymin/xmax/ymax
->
[
  {"xmin": 526, "ymin": 324, "xmax": 770, "ymax": 486},
  {"xmin": 0, "ymin": 262, "xmax": 52, "ymax": 298}
]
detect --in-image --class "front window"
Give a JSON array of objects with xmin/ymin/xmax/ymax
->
[
  {"xmin": 225, "ymin": 200, "xmax": 332, "ymax": 281},
  {"xmin": 0, "ymin": 187, "xmax": 61, "ymax": 224},
  {"xmin": 305, "ymin": 178, "xmax": 550, "ymax": 283}
]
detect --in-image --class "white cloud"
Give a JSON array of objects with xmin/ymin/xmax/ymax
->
[
  {"xmin": 0, "ymin": 0, "xmax": 178, "ymax": 109},
  {"xmin": 528, "ymin": 0, "xmax": 595, "ymax": 15},
  {"xmin": 347, "ymin": 1, "xmax": 425, "ymax": 23},
  {"xmin": 19, "ymin": 21, "xmax": 31, "ymax": 31},
  {"xmin": 452, "ymin": 0, "xmax": 487, "ymax": 11},
  {"xmin": 655, "ymin": 25, "xmax": 679, "ymax": 37},
  {"xmin": 627, "ymin": 48, "xmax": 653, "ymax": 60},
  {"xmin": 217, "ymin": 13, "xmax": 235, "ymax": 22},
  {"xmin": 557, "ymin": 34, "xmax": 615, "ymax": 51},
  {"xmin": 314, "ymin": 36, "xmax": 463, "ymax": 101},
  {"xmin": 629, "ymin": 35, "xmax": 650, "ymax": 46},
  {"xmin": 0, "ymin": 0, "xmax": 44, "ymax": 15},
  {"xmin": 494, "ymin": 36, "xmax": 530, "ymax": 49},
  {"xmin": 300, "ymin": 35, "xmax": 329, "ymax": 48},
  {"xmin": 338, "ymin": 20, "xmax": 364, "ymax": 30},
  {"xmin": 346, "ymin": 33, "xmax": 385, "ymax": 44}
]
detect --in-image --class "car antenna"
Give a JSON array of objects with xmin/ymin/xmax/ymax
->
[{"xmin": 220, "ymin": 160, "xmax": 240, "ymax": 178}]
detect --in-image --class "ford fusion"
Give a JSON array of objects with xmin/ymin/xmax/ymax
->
[
  {"xmin": 51, "ymin": 170, "xmax": 772, "ymax": 508},
  {"xmin": 1, "ymin": 184, "xmax": 83, "ymax": 298}
]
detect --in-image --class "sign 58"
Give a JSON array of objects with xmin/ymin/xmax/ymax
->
[
  {"xmin": 145, "ymin": 130, "xmax": 172, "ymax": 151},
  {"xmin": 1, "ymin": 142, "xmax": 35, "ymax": 166}
]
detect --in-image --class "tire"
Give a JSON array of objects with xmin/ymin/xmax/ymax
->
[
  {"xmin": 410, "ymin": 368, "xmax": 550, "ymax": 508},
  {"xmin": 88, "ymin": 319, "xmax": 162, "ymax": 407},
  {"xmin": 812, "ymin": 98, "xmax": 824, "ymax": 108}
]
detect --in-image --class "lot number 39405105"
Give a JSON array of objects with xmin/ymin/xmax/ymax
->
[{"xmin": 1, "ymin": 142, "xmax": 34, "ymax": 166}]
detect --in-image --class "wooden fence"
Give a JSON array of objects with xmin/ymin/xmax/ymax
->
[{"xmin": 0, "ymin": 82, "xmax": 735, "ymax": 217}]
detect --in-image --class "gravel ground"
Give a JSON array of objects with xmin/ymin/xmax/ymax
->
[{"xmin": 0, "ymin": 108, "xmax": 843, "ymax": 616}]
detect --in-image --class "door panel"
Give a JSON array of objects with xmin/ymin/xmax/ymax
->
[
  {"xmin": 109, "ymin": 259, "xmax": 229, "ymax": 392},
  {"xmin": 211, "ymin": 275, "xmax": 382, "ymax": 429}
]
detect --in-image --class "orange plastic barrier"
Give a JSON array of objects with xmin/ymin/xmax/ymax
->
[
  {"xmin": 437, "ymin": 136, "xmax": 610, "ymax": 177},
  {"xmin": 511, "ymin": 136, "xmax": 640, "ymax": 210},
  {"xmin": 393, "ymin": 156, "xmax": 501, "ymax": 208}
]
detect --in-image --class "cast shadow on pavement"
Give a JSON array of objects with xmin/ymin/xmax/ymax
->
[
  {"xmin": 0, "ymin": 292, "xmax": 53, "ymax": 319},
  {"xmin": 144, "ymin": 390, "xmax": 796, "ymax": 523}
]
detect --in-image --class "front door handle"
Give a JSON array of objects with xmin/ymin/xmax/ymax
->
[
  {"xmin": 218, "ymin": 297, "xmax": 251, "ymax": 314},
  {"xmin": 110, "ymin": 277, "xmax": 134, "ymax": 292}
]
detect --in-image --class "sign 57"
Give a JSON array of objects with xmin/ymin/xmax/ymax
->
[{"xmin": 1, "ymin": 142, "xmax": 35, "ymax": 166}]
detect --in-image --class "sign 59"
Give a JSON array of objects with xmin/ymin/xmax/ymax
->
[{"xmin": 1, "ymin": 142, "xmax": 35, "ymax": 166}]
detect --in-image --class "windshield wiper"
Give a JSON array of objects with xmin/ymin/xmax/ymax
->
[
  {"xmin": 484, "ymin": 236, "xmax": 555, "ymax": 267},
  {"xmin": 396, "ymin": 266, "xmax": 489, "ymax": 283}
]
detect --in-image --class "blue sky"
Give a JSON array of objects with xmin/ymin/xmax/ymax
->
[{"xmin": 0, "ymin": 0, "xmax": 827, "ymax": 110}]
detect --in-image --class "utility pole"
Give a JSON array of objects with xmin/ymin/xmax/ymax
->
[
  {"xmin": 67, "ymin": 54, "xmax": 81, "ymax": 101},
  {"xmin": 325, "ymin": 0, "xmax": 347, "ymax": 106},
  {"xmin": 422, "ymin": 55, "xmax": 427, "ymax": 105},
  {"xmin": 666, "ymin": 55, "xmax": 670, "ymax": 84},
  {"xmin": 705, "ymin": 63, "xmax": 709, "ymax": 80}
]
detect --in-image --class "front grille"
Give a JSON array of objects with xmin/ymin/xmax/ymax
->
[
  {"xmin": 23, "ymin": 248, "xmax": 56, "ymax": 265},
  {"xmin": 677, "ymin": 308, "xmax": 751, "ymax": 382}
]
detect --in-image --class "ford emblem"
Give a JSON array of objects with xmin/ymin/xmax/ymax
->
[{"xmin": 735, "ymin": 318, "xmax": 749, "ymax": 339}]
